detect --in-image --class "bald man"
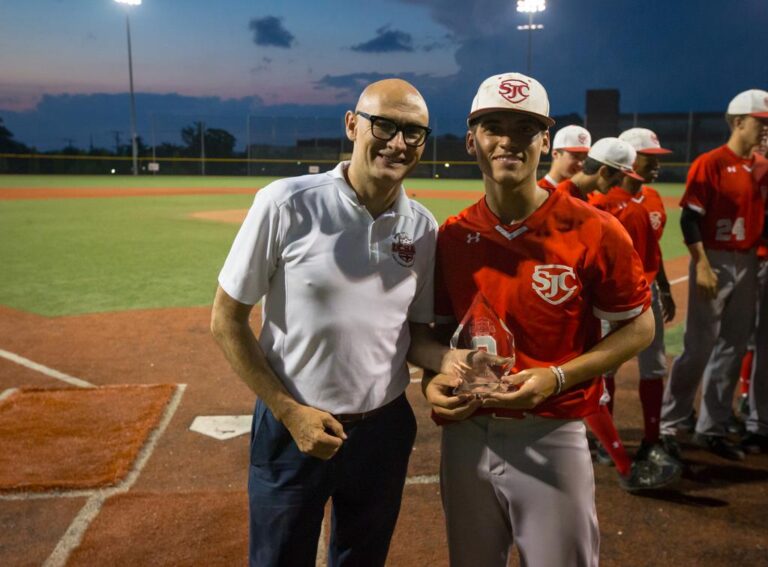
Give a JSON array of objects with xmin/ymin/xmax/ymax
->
[{"xmin": 212, "ymin": 79, "xmax": 438, "ymax": 566}]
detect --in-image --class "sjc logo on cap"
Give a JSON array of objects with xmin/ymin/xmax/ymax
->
[{"xmin": 499, "ymin": 79, "xmax": 530, "ymax": 104}]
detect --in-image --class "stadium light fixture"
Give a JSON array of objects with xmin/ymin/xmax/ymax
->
[
  {"xmin": 115, "ymin": 0, "xmax": 141, "ymax": 175},
  {"xmin": 516, "ymin": 0, "xmax": 546, "ymax": 75}
]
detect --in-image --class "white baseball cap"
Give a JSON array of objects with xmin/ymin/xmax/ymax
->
[
  {"xmin": 727, "ymin": 89, "xmax": 768, "ymax": 117},
  {"xmin": 588, "ymin": 137, "xmax": 644, "ymax": 180},
  {"xmin": 619, "ymin": 128, "xmax": 672, "ymax": 155},
  {"xmin": 468, "ymin": 72, "xmax": 555, "ymax": 127},
  {"xmin": 553, "ymin": 125, "xmax": 591, "ymax": 152}
]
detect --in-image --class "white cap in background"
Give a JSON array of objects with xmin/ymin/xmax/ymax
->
[
  {"xmin": 552, "ymin": 125, "xmax": 591, "ymax": 152},
  {"xmin": 619, "ymin": 127, "xmax": 672, "ymax": 155},
  {"xmin": 727, "ymin": 89, "xmax": 768, "ymax": 117},
  {"xmin": 468, "ymin": 72, "xmax": 555, "ymax": 127},
  {"xmin": 588, "ymin": 137, "xmax": 644, "ymax": 180}
]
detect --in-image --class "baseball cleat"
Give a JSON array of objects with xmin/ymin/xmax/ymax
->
[
  {"xmin": 660, "ymin": 434, "xmax": 683, "ymax": 462},
  {"xmin": 636, "ymin": 440, "xmax": 683, "ymax": 469},
  {"xmin": 618, "ymin": 459, "xmax": 682, "ymax": 493},
  {"xmin": 593, "ymin": 440, "xmax": 614, "ymax": 466},
  {"xmin": 740, "ymin": 433, "xmax": 768, "ymax": 455},
  {"xmin": 692, "ymin": 433, "xmax": 745, "ymax": 461}
]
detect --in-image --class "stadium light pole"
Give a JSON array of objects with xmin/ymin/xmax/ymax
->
[
  {"xmin": 516, "ymin": 0, "xmax": 546, "ymax": 75},
  {"xmin": 115, "ymin": 0, "xmax": 141, "ymax": 175}
]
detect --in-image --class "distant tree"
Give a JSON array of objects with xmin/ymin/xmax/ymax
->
[
  {"xmin": 0, "ymin": 117, "xmax": 32, "ymax": 153},
  {"xmin": 115, "ymin": 136, "xmax": 149, "ymax": 157},
  {"xmin": 154, "ymin": 142, "xmax": 185, "ymax": 158},
  {"xmin": 181, "ymin": 122, "xmax": 237, "ymax": 157}
]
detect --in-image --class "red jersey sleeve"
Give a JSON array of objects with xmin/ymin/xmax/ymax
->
[
  {"xmin": 587, "ymin": 214, "xmax": 651, "ymax": 321},
  {"xmin": 433, "ymin": 223, "xmax": 456, "ymax": 325},
  {"xmin": 680, "ymin": 153, "xmax": 715, "ymax": 215}
]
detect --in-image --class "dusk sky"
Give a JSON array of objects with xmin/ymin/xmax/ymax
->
[{"xmin": 1, "ymin": 0, "xmax": 766, "ymax": 150}]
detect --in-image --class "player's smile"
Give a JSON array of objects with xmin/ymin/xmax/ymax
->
[{"xmin": 467, "ymin": 111, "xmax": 549, "ymax": 186}]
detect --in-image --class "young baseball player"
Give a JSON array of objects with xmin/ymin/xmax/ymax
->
[
  {"xmin": 660, "ymin": 89, "xmax": 768, "ymax": 461},
  {"xmin": 558, "ymin": 138, "xmax": 679, "ymax": 490},
  {"xmin": 591, "ymin": 128, "xmax": 681, "ymax": 469},
  {"xmin": 212, "ymin": 79, "xmax": 442, "ymax": 566},
  {"xmin": 553, "ymin": 137, "xmax": 639, "ymax": 201},
  {"xmin": 414, "ymin": 72, "xmax": 655, "ymax": 566},
  {"xmin": 741, "ymin": 139, "xmax": 768, "ymax": 454},
  {"xmin": 538, "ymin": 124, "xmax": 591, "ymax": 190}
]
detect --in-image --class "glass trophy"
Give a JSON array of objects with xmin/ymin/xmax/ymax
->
[{"xmin": 449, "ymin": 293, "xmax": 515, "ymax": 397}]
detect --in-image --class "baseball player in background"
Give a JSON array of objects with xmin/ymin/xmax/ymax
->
[
  {"xmin": 740, "ymin": 137, "xmax": 768, "ymax": 454},
  {"xmin": 211, "ymin": 79, "xmax": 442, "ymax": 567},
  {"xmin": 562, "ymin": 138, "xmax": 679, "ymax": 491},
  {"xmin": 412, "ymin": 72, "xmax": 654, "ymax": 566},
  {"xmin": 591, "ymin": 128, "xmax": 681, "ymax": 470},
  {"xmin": 538, "ymin": 124, "xmax": 591, "ymax": 190},
  {"xmin": 553, "ymin": 137, "xmax": 638, "ymax": 201},
  {"xmin": 660, "ymin": 89, "xmax": 768, "ymax": 462}
]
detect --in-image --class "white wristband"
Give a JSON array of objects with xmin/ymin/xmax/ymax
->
[{"xmin": 549, "ymin": 365, "xmax": 566, "ymax": 396}]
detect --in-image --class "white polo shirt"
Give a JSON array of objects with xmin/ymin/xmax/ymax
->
[{"xmin": 218, "ymin": 162, "xmax": 437, "ymax": 414}]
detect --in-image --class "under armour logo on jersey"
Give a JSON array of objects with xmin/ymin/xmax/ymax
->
[
  {"xmin": 531, "ymin": 265, "xmax": 578, "ymax": 305},
  {"xmin": 726, "ymin": 166, "xmax": 737, "ymax": 173},
  {"xmin": 466, "ymin": 232, "xmax": 481, "ymax": 244}
]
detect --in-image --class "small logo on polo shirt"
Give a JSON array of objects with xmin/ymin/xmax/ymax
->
[
  {"xmin": 726, "ymin": 166, "xmax": 737, "ymax": 173},
  {"xmin": 391, "ymin": 232, "xmax": 416, "ymax": 267},
  {"xmin": 467, "ymin": 232, "xmax": 481, "ymax": 244},
  {"xmin": 532, "ymin": 264, "xmax": 578, "ymax": 305}
]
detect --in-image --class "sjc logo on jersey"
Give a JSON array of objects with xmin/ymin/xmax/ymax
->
[{"xmin": 531, "ymin": 264, "xmax": 578, "ymax": 305}]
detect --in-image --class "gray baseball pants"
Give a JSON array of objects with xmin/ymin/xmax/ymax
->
[
  {"xmin": 440, "ymin": 414, "xmax": 599, "ymax": 567},
  {"xmin": 748, "ymin": 260, "xmax": 768, "ymax": 435},
  {"xmin": 638, "ymin": 282, "xmax": 668, "ymax": 378},
  {"xmin": 661, "ymin": 248, "xmax": 758, "ymax": 436}
]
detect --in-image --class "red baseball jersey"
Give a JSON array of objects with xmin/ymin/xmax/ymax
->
[
  {"xmin": 592, "ymin": 186, "xmax": 663, "ymax": 282},
  {"xmin": 555, "ymin": 179, "xmax": 586, "ymax": 201},
  {"xmin": 680, "ymin": 145, "xmax": 764, "ymax": 251},
  {"xmin": 434, "ymin": 190, "xmax": 651, "ymax": 420},
  {"xmin": 537, "ymin": 175, "xmax": 557, "ymax": 190},
  {"xmin": 754, "ymin": 154, "xmax": 768, "ymax": 259},
  {"xmin": 636, "ymin": 186, "xmax": 667, "ymax": 242}
]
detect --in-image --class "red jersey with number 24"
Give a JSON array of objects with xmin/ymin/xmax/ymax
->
[
  {"xmin": 434, "ymin": 190, "xmax": 651, "ymax": 420},
  {"xmin": 680, "ymin": 145, "xmax": 764, "ymax": 251}
]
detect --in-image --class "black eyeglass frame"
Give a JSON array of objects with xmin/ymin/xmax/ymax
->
[{"xmin": 355, "ymin": 111, "xmax": 432, "ymax": 147}]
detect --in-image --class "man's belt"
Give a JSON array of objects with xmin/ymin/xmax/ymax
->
[{"xmin": 333, "ymin": 394, "xmax": 403, "ymax": 424}]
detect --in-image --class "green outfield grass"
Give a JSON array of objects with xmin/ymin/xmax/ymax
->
[{"xmin": 0, "ymin": 175, "xmax": 686, "ymax": 318}]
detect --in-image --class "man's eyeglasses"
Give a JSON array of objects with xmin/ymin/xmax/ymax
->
[{"xmin": 355, "ymin": 111, "xmax": 432, "ymax": 147}]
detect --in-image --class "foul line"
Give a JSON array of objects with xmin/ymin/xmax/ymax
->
[
  {"xmin": 0, "ymin": 349, "xmax": 95, "ymax": 388},
  {"xmin": 670, "ymin": 275, "xmax": 689, "ymax": 286},
  {"xmin": 0, "ymin": 349, "xmax": 187, "ymax": 567}
]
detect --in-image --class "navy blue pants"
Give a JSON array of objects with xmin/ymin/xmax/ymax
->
[{"xmin": 248, "ymin": 394, "xmax": 417, "ymax": 567}]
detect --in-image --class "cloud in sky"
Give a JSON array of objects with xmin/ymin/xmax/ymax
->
[
  {"xmin": 350, "ymin": 26, "xmax": 414, "ymax": 53},
  {"xmin": 248, "ymin": 16, "xmax": 295, "ymax": 48}
]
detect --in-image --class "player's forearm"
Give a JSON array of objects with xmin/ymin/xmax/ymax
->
[
  {"xmin": 558, "ymin": 309, "xmax": 655, "ymax": 388},
  {"xmin": 407, "ymin": 322, "xmax": 454, "ymax": 374},
  {"xmin": 687, "ymin": 241, "xmax": 710, "ymax": 267},
  {"xmin": 656, "ymin": 259, "xmax": 670, "ymax": 291}
]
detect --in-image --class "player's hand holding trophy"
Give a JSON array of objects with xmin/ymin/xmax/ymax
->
[{"xmin": 449, "ymin": 293, "xmax": 515, "ymax": 398}]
